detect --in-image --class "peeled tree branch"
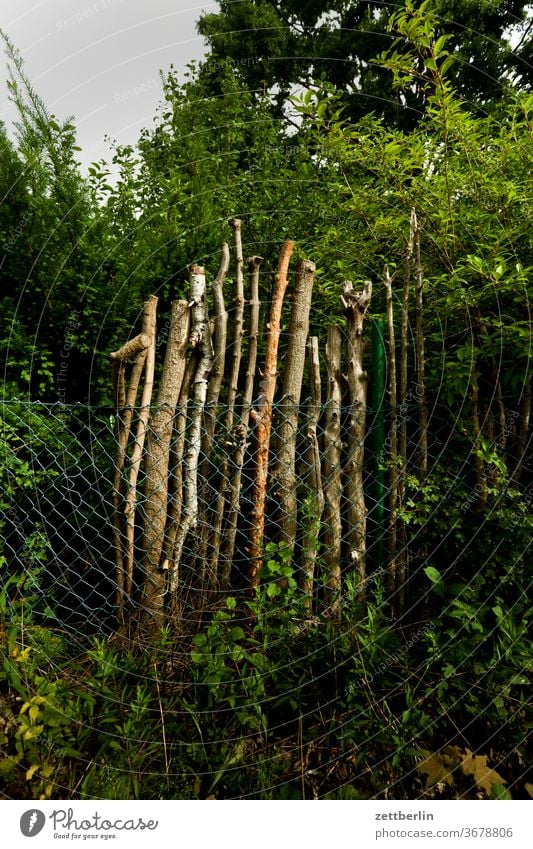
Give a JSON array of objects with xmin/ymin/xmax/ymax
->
[{"xmin": 249, "ymin": 239, "xmax": 295, "ymax": 588}]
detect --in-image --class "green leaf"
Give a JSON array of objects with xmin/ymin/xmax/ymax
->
[{"xmin": 424, "ymin": 566, "xmax": 441, "ymax": 584}]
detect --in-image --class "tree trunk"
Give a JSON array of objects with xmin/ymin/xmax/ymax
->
[
  {"xmin": 249, "ymin": 239, "xmax": 295, "ymax": 587},
  {"xmin": 300, "ymin": 336, "xmax": 324, "ymax": 614},
  {"xmin": 322, "ymin": 326, "xmax": 343, "ymax": 622},
  {"xmin": 271, "ymin": 259, "xmax": 316, "ymax": 559},
  {"xmin": 170, "ymin": 266, "xmax": 212, "ymax": 593},
  {"xmin": 342, "ymin": 279, "xmax": 372, "ymax": 602},
  {"xmin": 141, "ymin": 300, "xmax": 190, "ymax": 627},
  {"xmin": 219, "ymin": 255, "xmax": 263, "ymax": 588}
]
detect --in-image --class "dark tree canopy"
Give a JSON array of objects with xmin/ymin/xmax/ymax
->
[{"xmin": 197, "ymin": 0, "xmax": 532, "ymax": 125}]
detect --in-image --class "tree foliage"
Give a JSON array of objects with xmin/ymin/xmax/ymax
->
[{"xmin": 197, "ymin": 0, "xmax": 532, "ymax": 125}]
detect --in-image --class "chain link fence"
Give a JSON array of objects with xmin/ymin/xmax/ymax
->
[{"xmin": 1, "ymin": 398, "xmax": 530, "ymax": 637}]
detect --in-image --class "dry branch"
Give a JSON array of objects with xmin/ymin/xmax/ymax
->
[
  {"xmin": 300, "ymin": 336, "xmax": 324, "ymax": 614},
  {"xmin": 110, "ymin": 333, "xmax": 151, "ymax": 362}
]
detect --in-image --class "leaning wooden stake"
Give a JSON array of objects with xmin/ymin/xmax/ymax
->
[
  {"xmin": 219, "ymin": 255, "xmax": 263, "ymax": 588},
  {"xmin": 226, "ymin": 218, "xmax": 245, "ymax": 417},
  {"xmin": 342, "ymin": 279, "xmax": 372, "ymax": 601},
  {"xmin": 300, "ymin": 336, "xmax": 324, "ymax": 614},
  {"xmin": 398, "ymin": 214, "xmax": 415, "ymax": 610},
  {"xmin": 197, "ymin": 243, "xmax": 230, "ymax": 585},
  {"xmin": 271, "ymin": 259, "xmax": 316, "ymax": 560},
  {"xmin": 384, "ymin": 266, "xmax": 399, "ymax": 605},
  {"xmin": 141, "ymin": 300, "xmax": 190, "ymax": 627},
  {"xmin": 202, "ymin": 242, "xmax": 230, "ymax": 468},
  {"xmin": 249, "ymin": 239, "xmax": 295, "ymax": 587},
  {"xmin": 207, "ymin": 223, "xmax": 245, "ymax": 587},
  {"xmin": 162, "ymin": 350, "xmax": 199, "ymax": 594},
  {"xmin": 322, "ymin": 326, "xmax": 343, "ymax": 622},
  {"xmin": 122, "ymin": 296, "xmax": 158, "ymax": 602},
  {"xmin": 111, "ymin": 333, "xmax": 150, "ymax": 619},
  {"xmin": 413, "ymin": 210, "xmax": 428, "ymax": 482},
  {"xmin": 170, "ymin": 266, "xmax": 212, "ymax": 593}
]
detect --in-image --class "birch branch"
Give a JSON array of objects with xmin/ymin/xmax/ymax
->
[{"xmin": 170, "ymin": 265, "xmax": 212, "ymax": 593}]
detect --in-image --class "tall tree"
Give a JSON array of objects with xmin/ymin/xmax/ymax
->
[{"xmin": 197, "ymin": 0, "xmax": 532, "ymax": 126}]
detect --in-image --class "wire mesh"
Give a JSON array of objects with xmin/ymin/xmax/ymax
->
[{"xmin": 2, "ymin": 397, "xmax": 530, "ymax": 637}]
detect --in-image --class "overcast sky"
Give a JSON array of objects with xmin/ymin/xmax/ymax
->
[{"xmin": 0, "ymin": 0, "xmax": 213, "ymax": 170}]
